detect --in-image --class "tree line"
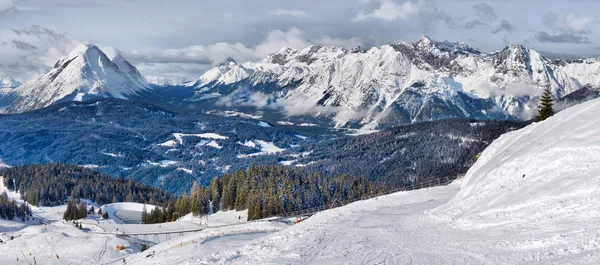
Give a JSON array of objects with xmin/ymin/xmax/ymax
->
[
  {"xmin": 1, "ymin": 163, "xmax": 176, "ymax": 209},
  {"xmin": 0, "ymin": 191, "xmax": 32, "ymax": 221},
  {"xmin": 142, "ymin": 165, "xmax": 384, "ymax": 223}
]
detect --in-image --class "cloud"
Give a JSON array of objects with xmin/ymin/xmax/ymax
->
[
  {"xmin": 0, "ymin": 25, "xmax": 81, "ymax": 81},
  {"xmin": 125, "ymin": 27, "xmax": 364, "ymax": 80},
  {"xmin": 492, "ymin": 19, "xmax": 517, "ymax": 34},
  {"xmin": 1, "ymin": 40, "xmax": 37, "ymax": 51},
  {"xmin": 268, "ymin": 8, "xmax": 308, "ymax": 18},
  {"xmin": 542, "ymin": 11, "xmax": 595, "ymax": 35},
  {"xmin": 445, "ymin": 17, "xmax": 488, "ymax": 29},
  {"xmin": 472, "ymin": 3, "xmax": 497, "ymax": 22},
  {"xmin": 216, "ymin": 86, "xmax": 343, "ymax": 117},
  {"xmin": 535, "ymin": 31, "xmax": 590, "ymax": 44},
  {"xmin": 0, "ymin": 0, "xmax": 16, "ymax": 16},
  {"xmin": 353, "ymin": 0, "xmax": 425, "ymax": 22},
  {"xmin": 126, "ymin": 27, "xmax": 315, "ymax": 65}
]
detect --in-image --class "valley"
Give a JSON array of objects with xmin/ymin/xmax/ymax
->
[{"xmin": 1, "ymin": 2, "xmax": 600, "ymax": 264}]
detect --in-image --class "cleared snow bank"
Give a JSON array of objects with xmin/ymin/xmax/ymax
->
[{"xmin": 431, "ymin": 96, "xmax": 600, "ymax": 228}]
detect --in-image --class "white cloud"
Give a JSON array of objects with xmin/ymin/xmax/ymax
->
[
  {"xmin": 353, "ymin": 0, "xmax": 424, "ymax": 22},
  {"xmin": 126, "ymin": 27, "xmax": 364, "ymax": 80},
  {"xmin": 0, "ymin": 25, "xmax": 81, "ymax": 81},
  {"xmin": 542, "ymin": 11, "xmax": 595, "ymax": 35},
  {"xmin": 268, "ymin": 8, "xmax": 308, "ymax": 18},
  {"xmin": 0, "ymin": 0, "xmax": 16, "ymax": 15},
  {"xmin": 216, "ymin": 86, "xmax": 343, "ymax": 117}
]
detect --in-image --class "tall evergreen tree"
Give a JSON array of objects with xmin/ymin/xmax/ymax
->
[
  {"xmin": 78, "ymin": 202, "xmax": 88, "ymax": 219},
  {"xmin": 141, "ymin": 204, "xmax": 149, "ymax": 223},
  {"xmin": 209, "ymin": 177, "xmax": 222, "ymax": 211},
  {"xmin": 536, "ymin": 86, "xmax": 554, "ymax": 121}
]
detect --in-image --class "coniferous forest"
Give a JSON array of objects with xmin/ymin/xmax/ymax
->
[
  {"xmin": 1, "ymin": 163, "xmax": 175, "ymax": 208},
  {"xmin": 0, "ymin": 191, "xmax": 32, "ymax": 221},
  {"xmin": 142, "ymin": 165, "xmax": 384, "ymax": 222}
]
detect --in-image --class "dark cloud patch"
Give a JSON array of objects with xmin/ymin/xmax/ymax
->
[
  {"xmin": 2, "ymin": 40, "xmax": 38, "ymax": 51},
  {"xmin": 492, "ymin": 19, "xmax": 517, "ymax": 34},
  {"xmin": 464, "ymin": 20, "xmax": 488, "ymax": 29},
  {"xmin": 11, "ymin": 25, "xmax": 74, "ymax": 45},
  {"xmin": 444, "ymin": 16, "xmax": 488, "ymax": 29},
  {"xmin": 535, "ymin": 31, "xmax": 590, "ymax": 44},
  {"xmin": 541, "ymin": 11, "xmax": 593, "ymax": 35},
  {"xmin": 472, "ymin": 3, "xmax": 497, "ymax": 22}
]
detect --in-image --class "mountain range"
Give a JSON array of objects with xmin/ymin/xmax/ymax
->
[
  {"xmin": 185, "ymin": 37, "xmax": 600, "ymax": 129},
  {"xmin": 2, "ymin": 37, "xmax": 600, "ymax": 129}
]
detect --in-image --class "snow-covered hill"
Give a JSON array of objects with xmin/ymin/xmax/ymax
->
[
  {"xmin": 6, "ymin": 44, "xmax": 150, "ymax": 113},
  {"xmin": 189, "ymin": 37, "xmax": 599, "ymax": 129},
  {"xmin": 431, "ymin": 94, "xmax": 600, "ymax": 229}
]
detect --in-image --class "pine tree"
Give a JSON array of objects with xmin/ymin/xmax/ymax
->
[
  {"xmin": 536, "ymin": 86, "xmax": 554, "ymax": 121},
  {"xmin": 141, "ymin": 204, "xmax": 149, "ymax": 224},
  {"xmin": 166, "ymin": 200, "xmax": 175, "ymax": 221},
  {"xmin": 191, "ymin": 192, "xmax": 201, "ymax": 217},
  {"xmin": 78, "ymin": 202, "xmax": 87, "ymax": 219},
  {"xmin": 209, "ymin": 177, "xmax": 221, "ymax": 211}
]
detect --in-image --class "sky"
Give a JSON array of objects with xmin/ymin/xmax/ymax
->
[{"xmin": 0, "ymin": 0, "xmax": 599, "ymax": 82}]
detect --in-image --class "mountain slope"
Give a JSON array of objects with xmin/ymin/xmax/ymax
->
[
  {"xmin": 187, "ymin": 37, "xmax": 598, "ymax": 129},
  {"xmin": 6, "ymin": 44, "xmax": 151, "ymax": 113},
  {"xmin": 0, "ymin": 76, "xmax": 20, "ymax": 109},
  {"xmin": 432, "ymin": 94, "xmax": 600, "ymax": 228},
  {"xmin": 0, "ymin": 99, "xmax": 311, "ymax": 193},
  {"xmin": 290, "ymin": 119, "xmax": 527, "ymax": 184}
]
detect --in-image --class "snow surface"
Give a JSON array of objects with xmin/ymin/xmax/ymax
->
[
  {"xmin": 157, "ymin": 140, "xmax": 178, "ymax": 148},
  {"xmin": 431, "ymin": 95, "xmax": 600, "ymax": 229},
  {"xmin": 294, "ymin": 134, "xmax": 308, "ymax": 140},
  {"xmin": 236, "ymin": 140, "xmax": 285, "ymax": 158},
  {"xmin": 144, "ymin": 160, "xmax": 178, "ymax": 168},
  {"xmin": 101, "ymin": 152, "xmax": 124, "ymax": 158},
  {"xmin": 101, "ymin": 202, "xmax": 156, "ymax": 224},
  {"xmin": 172, "ymin": 133, "xmax": 228, "ymax": 144},
  {"xmin": 177, "ymin": 168, "xmax": 193, "ymax": 174},
  {"xmin": 206, "ymin": 140, "xmax": 223, "ymax": 149},
  {"xmin": 257, "ymin": 121, "xmax": 271, "ymax": 127}
]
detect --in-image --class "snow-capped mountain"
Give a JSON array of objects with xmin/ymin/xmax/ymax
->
[
  {"xmin": 6, "ymin": 44, "xmax": 151, "ymax": 113},
  {"xmin": 189, "ymin": 58, "xmax": 251, "ymax": 88},
  {"xmin": 1, "ymin": 76, "xmax": 21, "ymax": 88},
  {"xmin": 188, "ymin": 36, "xmax": 598, "ymax": 129}
]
